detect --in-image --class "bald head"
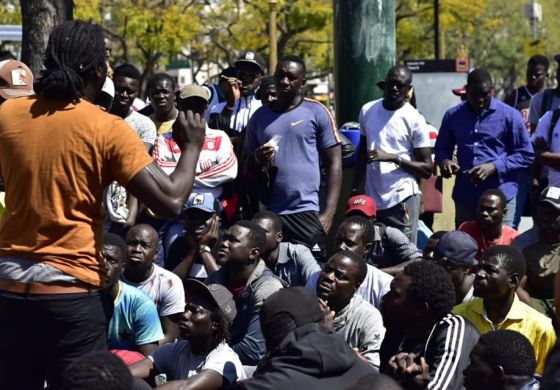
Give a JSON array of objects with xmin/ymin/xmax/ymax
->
[
  {"xmin": 387, "ymin": 65, "xmax": 412, "ymax": 85},
  {"xmin": 124, "ymin": 224, "xmax": 160, "ymax": 281}
]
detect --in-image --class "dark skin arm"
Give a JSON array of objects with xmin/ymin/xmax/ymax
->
[
  {"xmin": 534, "ymin": 137, "xmax": 560, "ymax": 169},
  {"xmin": 172, "ymin": 235, "xmax": 197, "ymax": 280},
  {"xmin": 367, "ymin": 147, "xmax": 432, "ymax": 179},
  {"xmin": 320, "ymin": 145, "xmax": 342, "ymax": 233},
  {"xmin": 129, "ymin": 357, "xmax": 155, "ymax": 379},
  {"xmin": 137, "ymin": 342, "xmax": 159, "ymax": 357},
  {"xmin": 381, "ymin": 258, "xmax": 422, "ymax": 277},
  {"xmin": 157, "ymin": 370, "xmax": 224, "ymax": 390},
  {"xmin": 126, "ymin": 111, "xmax": 205, "ymax": 218},
  {"xmin": 160, "ymin": 316, "xmax": 179, "ymax": 345}
]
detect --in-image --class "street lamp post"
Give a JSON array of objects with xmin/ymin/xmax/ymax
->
[{"xmin": 268, "ymin": 0, "xmax": 278, "ymax": 73}]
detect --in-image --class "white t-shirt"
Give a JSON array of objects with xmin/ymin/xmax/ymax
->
[
  {"xmin": 150, "ymin": 341, "xmax": 246, "ymax": 383},
  {"xmin": 359, "ymin": 99, "xmax": 431, "ymax": 209},
  {"xmin": 125, "ymin": 110, "xmax": 157, "ymax": 146},
  {"xmin": 122, "ymin": 264, "xmax": 185, "ymax": 317},
  {"xmin": 305, "ymin": 263, "xmax": 393, "ymax": 310},
  {"xmin": 532, "ymin": 110, "xmax": 560, "ymax": 187}
]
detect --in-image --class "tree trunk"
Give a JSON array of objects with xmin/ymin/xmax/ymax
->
[{"xmin": 20, "ymin": 0, "xmax": 73, "ymax": 76}]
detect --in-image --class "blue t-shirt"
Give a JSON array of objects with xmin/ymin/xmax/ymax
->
[
  {"xmin": 108, "ymin": 281, "xmax": 163, "ymax": 351},
  {"xmin": 244, "ymin": 99, "xmax": 340, "ymax": 214}
]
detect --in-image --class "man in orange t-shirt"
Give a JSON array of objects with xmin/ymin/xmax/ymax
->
[
  {"xmin": 0, "ymin": 21, "xmax": 205, "ymax": 390},
  {"xmin": 459, "ymin": 189, "xmax": 519, "ymax": 260}
]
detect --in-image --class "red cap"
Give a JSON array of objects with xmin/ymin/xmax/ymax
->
[
  {"xmin": 346, "ymin": 195, "xmax": 377, "ymax": 218},
  {"xmin": 452, "ymin": 84, "xmax": 467, "ymax": 97}
]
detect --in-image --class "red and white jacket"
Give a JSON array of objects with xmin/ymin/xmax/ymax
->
[{"xmin": 153, "ymin": 126, "xmax": 238, "ymax": 198}]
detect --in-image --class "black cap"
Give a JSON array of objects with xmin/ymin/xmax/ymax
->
[
  {"xmin": 235, "ymin": 51, "xmax": 266, "ymax": 74},
  {"xmin": 260, "ymin": 287, "xmax": 324, "ymax": 328},
  {"xmin": 255, "ymin": 75, "xmax": 275, "ymax": 100},
  {"xmin": 433, "ymin": 231, "xmax": 478, "ymax": 267},
  {"xmin": 539, "ymin": 187, "xmax": 560, "ymax": 210},
  {"xmin": 185, "ymin": 279, "xmax": 237, "ymax": 324}
]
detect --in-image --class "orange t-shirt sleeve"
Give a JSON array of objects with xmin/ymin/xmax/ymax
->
[{"xmin": 104, "ymin": 118, "xmax": 153, "ymax": 187}]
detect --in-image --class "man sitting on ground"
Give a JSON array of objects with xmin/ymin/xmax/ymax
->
[
  {"xmin": 459, "ymin": 189, "xmax": 518, "ymax": 259},
  {"xmin": 237, "ymin": 287, "xmax": 377, "ymax": 389},
  {"xmin": 122, "ymin": 224, "xmax": 185, "ymax": 345},
  {"xmin": 381, "ymin": 261, "xmax": 479, "ymax": 390},
  {"xmin": 206, "ymin": 220, "xmax": 285, "ymax": 366},
  {"xmin": 251, "ymin": 210, "xmax": 320, "ymax": 287},
  {"xmin": 306, "ymin": 216, "xmax": 393, "ymax": 309},
  {"xmin": 431, "ymin": 230, "xmax": 478, "ymax": 304},
  {"xmin": 103, "ymin": 233, "xmax": 163, "ymax": 356},
  {"xmin": 130, "ymin": 279, "xmax": 245, "ymax": 388},
  {"xmin": 171, "ymin": 193, "xmax": 223, "ymax": 280},
  {"xmin": 346, "ymin": 195, "xmax": 422, "ymax": 275},
  {"xmin": 464, "ymin": 330, "xmax": 539, "ymax": 390},
  {"xmin": 316, "ymin": 251, "xmax": 385, "ymax": 368},
  {"xmin": 453, "ymin": 245, "xmax": 556, "ymax": 374}
]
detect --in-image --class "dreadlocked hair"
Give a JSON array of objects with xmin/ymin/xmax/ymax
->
[
  {"xmin": 209, "ymin": 309, "xmax": 231, "ymax": 350},
  {"xmin": 35, "ymin": 20, "xmax": 106, "ymax": 101}
]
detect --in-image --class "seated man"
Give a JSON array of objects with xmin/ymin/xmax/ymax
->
[
  {"xmin": 251, "ymin": 210, "xmax": 320, "ymax": 287},
  {"xmin": 130, "ymin": 279, "xmax": 245, "ymax": 388},
  {"xmin": 316, "ymin": 251, "xmax": 385, "ymax": 368},
  {"xmin": 453, "ymin": 245, "xmax": 556, "ymax": 374},
  {"xmin": 459, "ymin": 189, "xmax": 519, "ymax": 259},
  {"xmin": 346, "ymin": 195, "xmax": 422, "ymax": 275},
  {"xmin": 238, "ymin": 287, "xmax": 377, "ymax": 389},
  {"xmin": 513, "ymin": 187, "xmax": 560, "ymax": 315},
  {"xmin": 103, "ymin": 233, "xmax": 163, "ymax": 356},
  {"xmin": 306, "ymin": 216, "xmax": 393, "ymax": 309},
  {"xmin": 206, "ymin": 220, "xmax": 285, "ymax": 365},
  {"xmin": 171, "ymin": 193, "xmax": 223, "ymax": 279},
  {"xmin": 381, "ymin": 261, "xmax": 479, "ymax": 390},
  {"xmin": 122, "ymin": 224, "xmax": 185, "ymax": 345},
  {"xmin": 432, "ymin": 230, "xmax": 478, "ymax": 304},
  {"xmin": 464, "ymin": 330, "xmax": 539, "ymax": 390}
]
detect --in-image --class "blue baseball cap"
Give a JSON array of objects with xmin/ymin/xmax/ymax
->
[
  {"xmin": 185, "ymin": 193, "xmax": 220, "ymax": 214},
  {"xmin": 433, "ymin": 231, "xmax": 478, "ymax": 267}
]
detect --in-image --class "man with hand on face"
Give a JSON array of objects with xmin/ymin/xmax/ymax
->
[
  {"xmin": 122, "ymin": 224, "xmax": 185, "ymax": 345},
  {"xmin": 103, "ymin": 233, "xmax": 163, "ymax": 357},
  {"xmin": 130, "ymin": 279, "xmax": 245, "ymax": 389},
  {"xmin": 208, "ymin": 51, "xmax": 265, "ymax": 140},
  {"xmin": 306, "ymin": 216, "xmax": 393, "ymax": 309},
  {"xmin": 315, "ymin": 250, "xmax": 385, "ymax": 369},
  {"xmin": 352, "ymin": 65, "xmax": 433, "ymax": 245},
  {"xmin": 205, "ymin": 221, "xmax": 285, "ymax": 366},
  {"xmin": 453, "ymin": 245, "xmax": 556, "ymax": 375},
  {"xmin": 459, "ymin": 189, "xmax": 519, "ymax": 259},
  {"xmin": 435, "ymin": 68, "xmax": 534, "ymax": 227},
  {"xmin": 171, "ymin": 193, "xmax": 223, "ymax": 280},
  {"xmin": 244, "ymin": 55, "xmax": 342, "ymax": 262},
  {"xmin": 380, "ymin": 261, "xmax": 479, "ymax": 390},
  {"xmin": 251, "ymin": 210, "xmax": 320, "ymax": 287}
]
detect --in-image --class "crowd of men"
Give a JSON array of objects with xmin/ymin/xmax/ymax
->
[{"xmin": 2, "ymin": 19, "xmax": 560, "ymax": 390}]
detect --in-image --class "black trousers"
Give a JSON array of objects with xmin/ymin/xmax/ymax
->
[
  {"xmin": 0, "ymin": 291, "xmax": 107, "ymax": 390},
  {"xmin": 280, "ymin": 211, "xmax": 327, "ymax": 262}
]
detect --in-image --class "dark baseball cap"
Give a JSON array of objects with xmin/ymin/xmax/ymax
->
[
  {"xmin": 433, "ymin": 231, "xmax": 478, "ymax": 267},
  {"xmin": 539, "ymin": 187, "xmax": 560, "ymax": 210},
  {"xmin": 260, "ymin": 287, "xmax": 324, "ymax": 328},
  {"xmin": 185, "ymin": 279, "xmax": 237, "ymax": 324},
  {"xmin": 235, "ymin": 51, "xmax": 266, "ymax": 74}
]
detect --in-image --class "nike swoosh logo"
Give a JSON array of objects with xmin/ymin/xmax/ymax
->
[{"xmin": 291, "ymin": 120, "xmax": 304, "ymax": 126}]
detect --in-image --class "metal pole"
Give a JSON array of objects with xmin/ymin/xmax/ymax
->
[
  {"xmin": 268, "ymin": 0, "xmax": 278, "ymax": 74},
  {"xmin": 434, "ymin": 0, "xmax": 440, "ymax": 59}
]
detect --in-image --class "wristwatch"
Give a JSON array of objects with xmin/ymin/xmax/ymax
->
[{"xmin": 199, "ymin": 245, "xmax": 212, "ymax": 255}]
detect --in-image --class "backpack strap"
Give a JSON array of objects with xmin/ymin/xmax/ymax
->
[
  {"xmin": 541, "ymin": 89, "xmax": 553, "ymax": 119},
  {"xmin": 549, "ymin": 108, "xmax": 560, "ymax": 145}
]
